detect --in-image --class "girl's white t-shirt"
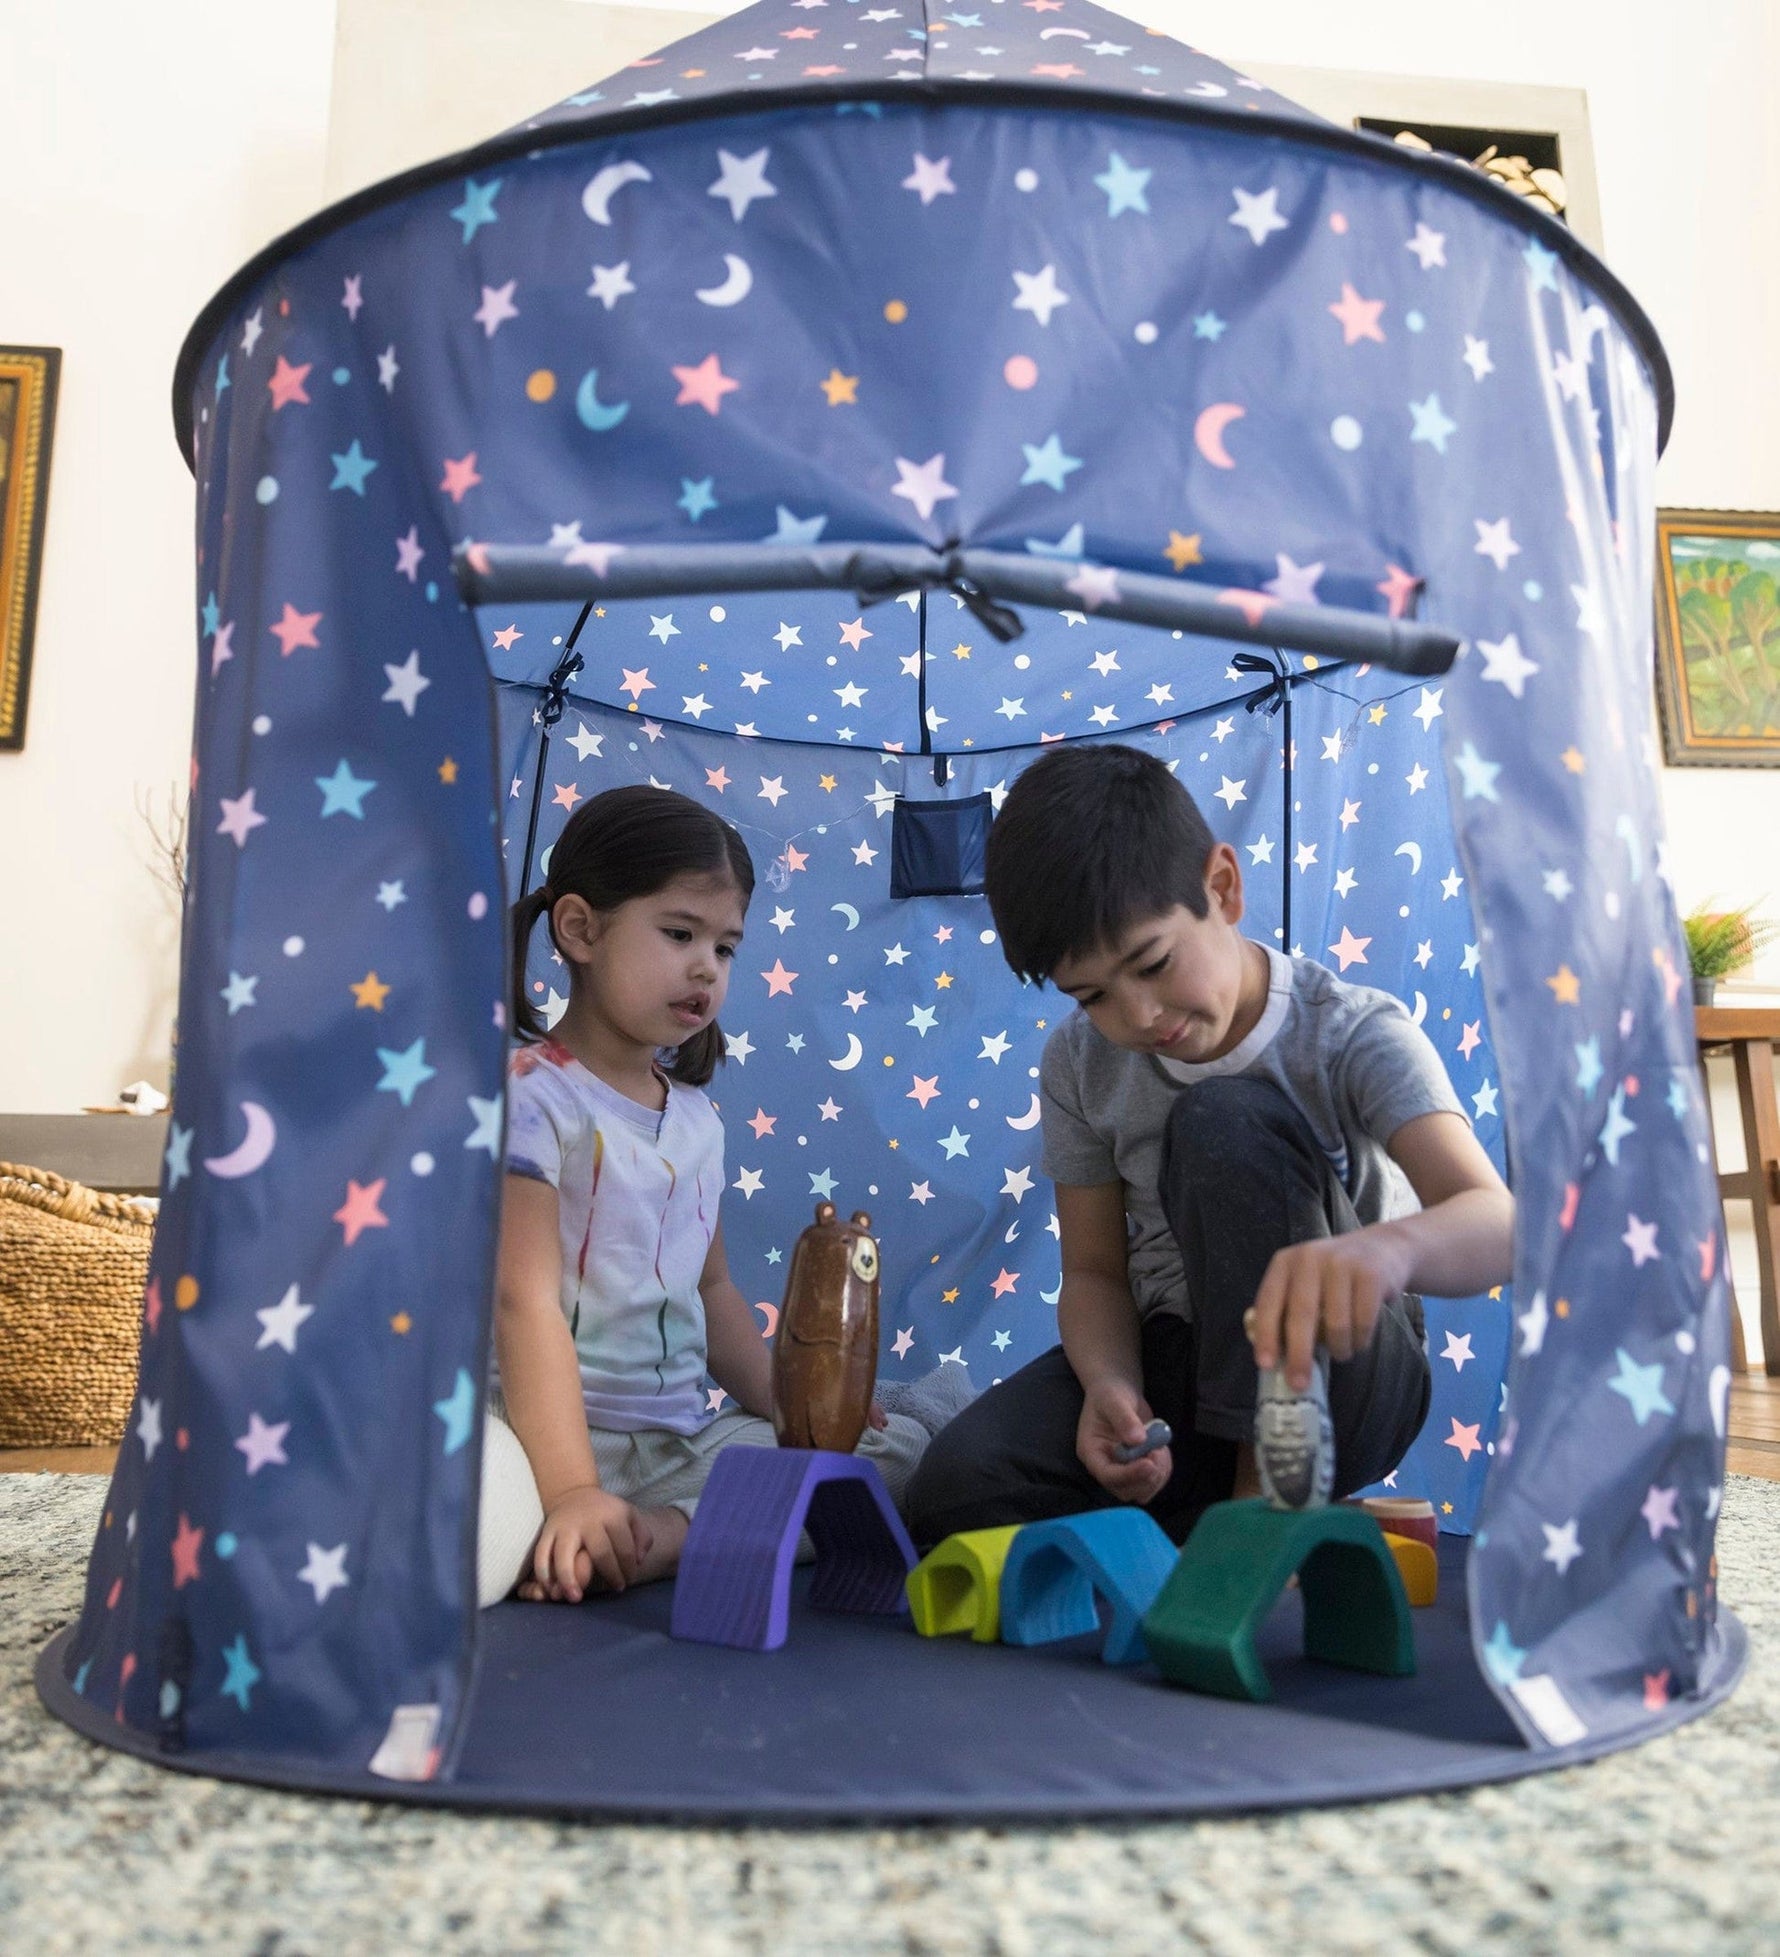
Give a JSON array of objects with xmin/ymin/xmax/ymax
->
[{"xmin": 504, "ymin": 1040, "xmax": 724, "ymax": 1435}]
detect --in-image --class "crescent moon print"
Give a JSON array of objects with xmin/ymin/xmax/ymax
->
[
  {"xmin": 1006, "ymin": 1094, "xmax": 1043, "ymax": 1131},
  {"xmin": 582, "ymin": 161, "xmax": 652, "ymax": 225},
  {"xmin": 830, "ymin": 1034, "xmax": 865, "ymax": 1071},
  {"xmin": 575, "ymin": 370, "xmax": 630, "ymax": 432},
  {"xmin": 204, "ymin": 1102, "xmax": 276, "ymax": 1178},
  {"xmin": 695, "ymin": 255, "xmax": 754, "ymax": 306},
  {"xmin": 754, "ymin": 1300, "xmax": 780, "ymax": 1339},
  {"xmin": 1194, "ymin": 402, "xmax": 1245, "ymax": 468},
  {"xmin": 830, "ymin": 902, "xmax": 861, "ymax": 930}
]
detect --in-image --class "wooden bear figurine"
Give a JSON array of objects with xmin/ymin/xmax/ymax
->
[{"xmin": 771, "ymin": 1202, "xmax": 880, "ymax": 1454}]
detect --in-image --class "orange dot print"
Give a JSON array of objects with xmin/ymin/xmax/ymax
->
[
  {"xmin": 175, "ymin": 1275, "xmax": 200, "ymax": 1312},
  {"xmin": 526, "ymin": 369, "xmax": 557, "ymax": 403},
  {"xmin": 884, "ymin": 299, "xmax": 909, "ymax": 323}
]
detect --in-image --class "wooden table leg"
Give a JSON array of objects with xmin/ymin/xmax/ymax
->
[
  {"xmin": 1701, "ymin": 1047, "xmax": 1752, "ymax": 1375},
  {"xmin": 1731, "ymin": 1036, "xmax": 1780, "ymax": 1376}
]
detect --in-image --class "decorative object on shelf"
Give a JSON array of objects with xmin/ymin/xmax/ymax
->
[
  {"xmin": 0, "ymin": 345, "xmax": 60, "ymax": 752},
  {"xmin": 1683, "ymin": 903, "xmax": 1779, "ymax": 1007},
  {"xmin": 1366, "ymin": 124, "xmax": 1568, "ymax": 218},
  {"xmin": 0, "ymin": 1161, "xmax": 152, "ymax": 1446},
  {"xmin": 1655, "ymin": 508, "xmax": 1780, "ymax": 767}
]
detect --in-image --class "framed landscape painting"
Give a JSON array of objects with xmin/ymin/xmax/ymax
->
[
  {"xmin": 1655, "ymin": 507, "xmax": 1780, "ymax": 767},
  {"xmin": 0, "ymin": 345, "xmax": 60, "ymax": 752}
]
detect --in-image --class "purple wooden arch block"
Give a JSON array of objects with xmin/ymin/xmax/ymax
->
[{"xmin": 669, "ymin": 1447, "xmax": 918, "ymax": 1651}]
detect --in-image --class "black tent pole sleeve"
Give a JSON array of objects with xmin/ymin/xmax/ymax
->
[{"xmin": 516, "ymin": 604, "xmax": 592, "ymax": 904}]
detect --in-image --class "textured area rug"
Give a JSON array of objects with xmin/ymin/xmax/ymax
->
[{"xmin": 5, "ymin": 1474, "xmax": 1777, "ymax": 1955}]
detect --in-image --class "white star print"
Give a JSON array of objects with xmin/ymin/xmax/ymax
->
[
  {"xmin": 298, "ymin": 1542, "xmax": 350, "ymax": 1605},
  {"xmin": 1012, "ymin": 264, "xmax": 1069, "ymax": 327}
]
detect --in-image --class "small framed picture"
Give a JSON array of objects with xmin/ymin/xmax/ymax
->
[
  {"xmin": 0, "ymin": 345, "xmax": 60, "ymax": 752},
  {"xmin": 1654, "ymin": 507, "xmax": 1780, "ymax": 768}
]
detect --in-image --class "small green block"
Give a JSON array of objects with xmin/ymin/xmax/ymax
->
[
  {"xmin": 906, "ymin": 1526, "xmax": 1024, "ymax": 1642},
  {"xmin": 1141, "ymin": 1498, "xmax": 1416, "ymax": 1702}
]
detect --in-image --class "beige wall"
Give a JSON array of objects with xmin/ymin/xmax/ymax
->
[
  {"xmin": 4, "ymin": 0, "xmax": 1778, "ymax": 1305},
  {"xmin": 0, "ymin": 2, "xmax": 340, "ymax": 1111}
]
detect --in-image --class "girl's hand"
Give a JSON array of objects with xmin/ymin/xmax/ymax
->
[
  {"xmin": 867, "ymin": 1398, "xmax": 888, "ymax": 1432},
  {"xmin": 1077, "ymin": 1378, "xmax": 1172, "ymax": 1505},
  {"xmin": 525, "ymin": 1485, "xmax": 652, "ymax": 1602},
  {"xmin": 1246, "ymin": 1227, "xmax": 1415, "ymax": 1391}
]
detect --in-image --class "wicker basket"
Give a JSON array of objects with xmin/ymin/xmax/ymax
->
[{"xmin": 0, "ymin": 1160, "xmax": 154, "ymax": 1447}]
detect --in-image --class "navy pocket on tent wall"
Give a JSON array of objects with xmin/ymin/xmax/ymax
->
[{"xmin": 890, "ymin": 793, "xmax": 991, "ymax": 899}]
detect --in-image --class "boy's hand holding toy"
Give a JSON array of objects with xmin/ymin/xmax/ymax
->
[
  {"xmin": 1077, "ymin": 1377, "xmax": 1173, "ymax": 1503},
  {"xmin": 1245, "ymin": 1226, "xmax": 1414, "ymax": 1391}
]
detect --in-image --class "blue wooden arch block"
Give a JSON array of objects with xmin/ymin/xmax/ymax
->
[
  {"xmin": 670, "ymin": 1447, "xmax": 918, "ymax": 1652},
  {"xmin": 997, "ymin": 1509, "xmax": 1181, "ymax": 1665}
]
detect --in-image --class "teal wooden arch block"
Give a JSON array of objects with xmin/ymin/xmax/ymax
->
[
  {"xmin": 998, "ymin": 1509, "xmax": 1181, "ymax": 1666},
  {"xmin": 1141, "ymin": 1498, "xmax": 1416, "ymax": 1702},
  {"xmin": 906, "ymin": 1525, "xmax": 1023, "ymax": 1642}
]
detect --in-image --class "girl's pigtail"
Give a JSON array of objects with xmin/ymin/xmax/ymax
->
[
  {"xmin": 667, "ymin": 1022, "xmax": 726, "ymax": 1088},
  {"xmin": 510, "ymin": 886, "xmax": 554, "ymax": 1041}
]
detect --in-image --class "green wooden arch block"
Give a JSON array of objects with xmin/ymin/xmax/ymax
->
[
  {"xmin": 1141, "ymin": 1499, "xmax": 1417, "ymax": 1702},
  {"xmin": 905, "ymin": 1526, "xmax": 1024, "ymax": 1642}
]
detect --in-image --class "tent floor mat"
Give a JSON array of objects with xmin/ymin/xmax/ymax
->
[{"xmin": 37, "ymin": 1541, "xmax": 1746, "ymax": 1820}]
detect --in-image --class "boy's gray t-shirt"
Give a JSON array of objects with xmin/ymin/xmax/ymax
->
[{"xmin": 1039, "ymin": 946, "xmax": 1467, "ymax": 1324}]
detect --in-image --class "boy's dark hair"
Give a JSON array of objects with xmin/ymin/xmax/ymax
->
[
  {"xmin": 983, "ymin": 744, "xmax": 1216, "ymax": 984},
  {"xmin": 510, "ymin": 784, "xmax": 755, "ymax": 1085}
]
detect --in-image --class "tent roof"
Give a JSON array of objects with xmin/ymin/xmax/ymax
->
[{"xmin": 172, "ymin": 0, "xmax": 1672, "ymax": 461}]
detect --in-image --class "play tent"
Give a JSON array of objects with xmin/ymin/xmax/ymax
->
[{"xmin": 39, "ymin": 0, "xmax": 1742, "ymax": 1815}]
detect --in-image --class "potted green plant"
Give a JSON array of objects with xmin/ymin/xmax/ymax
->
[{"xmin": 1683, "ymin": 903, "xmax": 1779, "ymax": 1007}]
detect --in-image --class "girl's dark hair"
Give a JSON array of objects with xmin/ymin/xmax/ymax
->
[
  {"xmin": 983, "ymin": 744, "xmax": 1215, "ymax": 984},
  {"xmin": 511, "ymin": 785, "xmax": 755, "ymax": 1086}
]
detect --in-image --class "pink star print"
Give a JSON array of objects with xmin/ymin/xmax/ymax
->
[
  {"xmin": 171, "ymin": 1513, "xmax": 205, "ymax": 1588},
  {"xmin": 991, "ymin": 1269, "xmax": 1020, "ymax": 1298},
  {"xmin": 672, "ymin": 353, "xmax": 740, "ymax": 416},
  {"xmin": 761, "ymin": 959, "xmax": 798, "ymax": 998},
  {"xmin": 1445, "ymin": 1418, "xmax": 1483, "ymax": 1462},
  {"xmin": 1327, "ymin": 926, "xmax": 1372, "ymax": 971},
  {"xmin": 1328, "ymin": 282, "xmax": 1387, "ymax": 344},
  {"xmin": 269, "ymin": 603, "xmax": 322, "ymax": 655},
  {"xmin": 267, "ymin": 356, "xmax": 311, "ymax": 410},
  {"xmin": 1218, "ymin": 588, "xmax": 1277, "ymax": 630},
  {"xmin": 1376, "ymin": 564, "xmax": 1421, "ymax": 618},
  {"xmin": 440, "ymin": 452, "xmax": 482, "ymax": 503},
  {"xmin": 334, "ymin": 1178, "xmax": 390, "ymax": 1247},
  {"xmin": 907, "ymin": 1075, "xmax": 941, "ymax": 1108}
]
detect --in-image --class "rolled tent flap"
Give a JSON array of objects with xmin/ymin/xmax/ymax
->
[{"xmin": 455, "ymin": 544, "xmax": 1464, "ymax": 678}]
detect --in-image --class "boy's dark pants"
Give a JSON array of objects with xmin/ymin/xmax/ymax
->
[{"xmin": 904, "ymin": 1076, "xmax": 1433, "ymax": 1548}]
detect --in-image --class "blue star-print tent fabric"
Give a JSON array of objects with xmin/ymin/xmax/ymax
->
[{"xmin": 45, "ymin": 0, "xmax": 1739, "ymax": 1794}]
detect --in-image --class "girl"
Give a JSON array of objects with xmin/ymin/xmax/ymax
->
[{"xmin": 479, "ymin": 784, "xmax": 929, "ymax": 1606}]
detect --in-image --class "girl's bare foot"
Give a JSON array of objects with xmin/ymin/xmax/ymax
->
[{"xmin": 630, "ymin": 1505, "xmax": 690, "ymax": 1583}]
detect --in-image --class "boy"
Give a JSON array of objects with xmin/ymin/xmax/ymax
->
[{"xmin": 905, "ymin": 743, "xmax": 1514, "ymax": 1546}]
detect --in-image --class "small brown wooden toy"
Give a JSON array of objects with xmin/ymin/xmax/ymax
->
[{"xmin": 771, "ymin": 1201, "xmax": 880, "ymax": 1454}]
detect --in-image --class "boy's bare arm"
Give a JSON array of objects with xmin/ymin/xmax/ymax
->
[
  {"xmin": 1055, "ymin": 1181, "xmax": 1145, "ymax": 1389},
  {"xmin": 1056, "ymin": 1181, "xmax": 1173, "ymax": 1502},
  {"xmin": 1248, "ymin": 1110, "xmax": 1513, "ymax": 1390},
  {"xmin": 1377, "ymin": 1110, "xmax": 1515, "ymax": 1298}
]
